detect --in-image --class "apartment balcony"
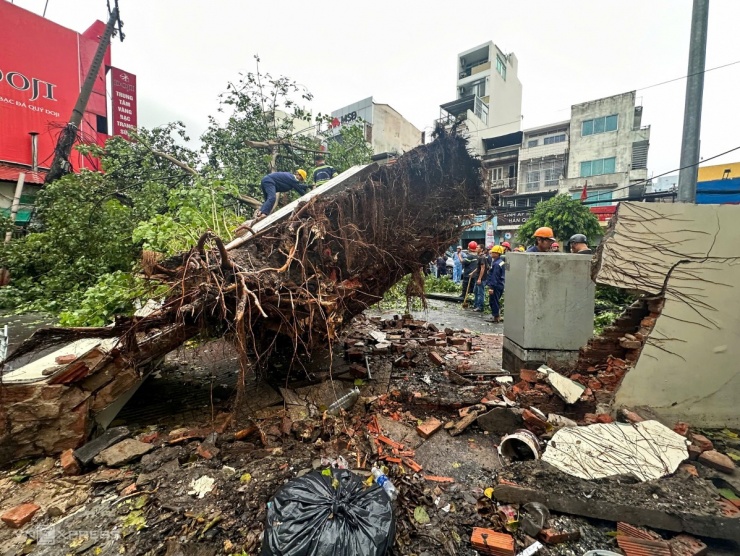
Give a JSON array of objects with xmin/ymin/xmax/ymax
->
[
  {"xmin": 437, "ymin": 95, "xmax": 489, "ymax": 127},
  {"xmin": 489, "ymin": 177, "xmax": 518, "ymax": 192},
  {"xmin": 458, "ymin": 61, "xmax": 491, "ymax": 82},
  {"xmin": 519, "ymin": 142, "xmax": 569, "ymax": 161}
]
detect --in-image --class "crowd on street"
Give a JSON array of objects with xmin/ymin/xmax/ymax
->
[{"xmin": 431, "ymin": 227, "xmax": 594, "ymax": 323}]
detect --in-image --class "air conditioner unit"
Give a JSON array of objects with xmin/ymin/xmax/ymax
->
[{"xmin": 459, "ymin": 86, "xmax": 466, "ymax": 94}]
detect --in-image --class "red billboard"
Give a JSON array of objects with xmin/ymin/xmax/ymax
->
[
  {"xmin": 111, "ymin": 68, "xmax": 137, "ymax": 138},
  {"xmin": 0, "ymin": 1, "xmax": 110, "ymax": 171}
]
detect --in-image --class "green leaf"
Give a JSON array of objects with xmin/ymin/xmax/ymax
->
[{"xmin": 414, "ymin": 506, "xmax": 431, "ymax": 524}]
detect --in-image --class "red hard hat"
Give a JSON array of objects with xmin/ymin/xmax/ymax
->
[
  {"xmin": 502, "ymin": 242, "xmax": 511, "ymax": 249},
  {"xmin": 468, "ymin": 241, "xmax": 478, "ymax": 250}
]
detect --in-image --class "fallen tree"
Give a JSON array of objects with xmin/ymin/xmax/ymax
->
[{"xmin": 1, "ymin": 128, "xmax": 482, "ymax": 459}]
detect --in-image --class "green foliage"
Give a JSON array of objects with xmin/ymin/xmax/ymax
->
[
  {"xmin": 424, "ymin": 275, "xmax": 459, "ymax": 294},
  {"xmin": 594, "ymin": 310, "xmax": 619, "ymax": 336},
  {"xmin": 58, "ymin": 271, "xmax": 166, "ymax": 327},
  {"xmin": 200, "ymin": 55, "xmax": 316, "ymax": 198},
  {"xmin": 516, "ymin": 194, "xmax": 603, "ymax": 248},
  {"xmin": 314, "ymin": 117, "xmax": 373, "ymax": 177}
]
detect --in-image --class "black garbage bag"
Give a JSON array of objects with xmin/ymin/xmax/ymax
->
[{"xmin": 261, "ymin": 468, "xmax": 395, "ymax": 556}]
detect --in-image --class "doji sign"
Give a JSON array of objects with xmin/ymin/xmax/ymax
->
[{"xmin": 111, "ymin": 68, "xmax": 137, "ymax": 139}]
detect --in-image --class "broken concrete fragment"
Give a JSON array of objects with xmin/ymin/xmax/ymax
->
[
  {"xmin": 416, "ymin": 417, "xmax": 443, "ymax": 439},
  {"xmin": 542, "ymin": 420, "xmax": 688, "ymax": 481},
  {"xmin": 669, "ymin": 534, "xmax": 708, "ymax": 556},
  {"xmin": 546, "ymin": 414, "xmax": 577, "ymax": 429},
  {"xmin": 477, "ymin": 408, "xmax": 524, "ymax": 435},
  {"xmin": 687, "ymin": 445, "xmax": 703, "ymax": 460},
  {"xmin": 74, "ymin": 426, "xmax": 131, "ymax": 466},
  {"xmin": 60, "ymin": 449, "xmax": 81, "ymax": 476},
  {"xmin": 697, "ymin": 450, "xmax": 736, "ymax": 474},
  {"xmin": 537, "ymin": 365, "xmax": 585, "ymax": 404},
  {"xmin": 93, "ymin": 438, "xmax": 153, "ymax": 467},
  {"xmin": 619, "ymin": 338, "xmax": 642, "ymax": 350},
  {"xmin": 1, "ymin": 503, "xmax": 40, "ymax": 528},
  {"xmin": 54, "ymin": 354, "xmax": 77, "ymax": 365}
]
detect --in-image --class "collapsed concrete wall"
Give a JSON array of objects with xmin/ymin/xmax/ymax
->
[{"xmin": 595, "ymin": 202, "xmax": 740, "ymax": 427}]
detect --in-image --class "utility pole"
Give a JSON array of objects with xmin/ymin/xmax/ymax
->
[
  {"xmin": 677, "ymin": 0, "xmax": 710, "ymax": 203},
  {"xmin": 45, "ymin": 2, "xmax": 124, "ymax": 184}
]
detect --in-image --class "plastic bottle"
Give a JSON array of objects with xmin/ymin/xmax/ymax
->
[
  {"xmin": 371, "ymin": 467, "xmax": 398, "ymax": 501},
  {"xmin": 326, "ymin": 387, "xmax": 360, "ymax": 416}
]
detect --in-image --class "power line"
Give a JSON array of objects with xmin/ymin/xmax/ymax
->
[
  {"xmin": 489, "ymin": 142, "xmax": 740, "ymax": 216},
  {"xmin": 636, "ymin": 59, "xmax": 740, "ymax": 92}
]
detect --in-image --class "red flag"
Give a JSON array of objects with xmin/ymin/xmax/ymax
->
[{"xmin": 580, "ymin": 181, "xmax": 588, "ymax": 202}]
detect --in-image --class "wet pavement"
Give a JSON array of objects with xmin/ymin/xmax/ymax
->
[{"xmin": 372, "ymin": 299, "xmax": 504, "ymax": 335}]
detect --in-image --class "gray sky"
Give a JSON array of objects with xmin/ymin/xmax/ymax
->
[{"xmin": 12, "ymin": 0, "xmax": 740, "ymax": 175}]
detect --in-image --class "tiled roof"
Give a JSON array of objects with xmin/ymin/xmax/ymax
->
[{"xmin": 0, "ymin": 163, "xmax": 47, "ymax": 185}]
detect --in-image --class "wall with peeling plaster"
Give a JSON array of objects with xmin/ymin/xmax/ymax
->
[{"xmin": 596, "ymin": 202, "xmax": 740, "ymax": 427}]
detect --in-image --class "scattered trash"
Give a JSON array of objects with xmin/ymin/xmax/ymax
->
[
  {"xmin": 326, "ymin": 387, "xmax": 361, "ymax": 415},
  {"xmin": 517, "ymin": 541, "xmax": 543, "ymax": 556},
  {"xmin": 499, "ymin": 430, "xmax": 542, "ymax": 462},
  {"xmin": 542, "ymin": 420, "xmax": 688, "ymax": 481},
  {"xmin": 371, "ymin": 466, "xmax": 398, "ymax": 501},
  {"xmin": 263, "ymin": 469, "xmax": 395, "ymax": 556},
  {"xmin": 520, "ymin": 502, "xmax": 550, "ymax": 537},
  {"xmin": 188, "ymin": 475, "xmax": 215, "ymax": 498}
]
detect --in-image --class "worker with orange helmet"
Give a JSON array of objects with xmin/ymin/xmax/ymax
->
[
  {"xmin": 253, "ymin": 169, "xmax": 308, "ymax": 220},
  {"xmin": 527, "ymin": 226, "xmax": 556, "ymax": 253}
]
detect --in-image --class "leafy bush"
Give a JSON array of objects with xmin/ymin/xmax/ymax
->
[
  {"xmin": 58, "ymin": 271, "xmax": 165, "ymax": 327},
  {"xmin": 517, "ymin": 194, "xmax": 602, "ymax": 247},
  {"xmin": 594, "ymin": 310, "xmax": 619, "ymax": 336},
  {"xmin": 424, "ymin": 275, "xmax": 459, "ymax": 294}
]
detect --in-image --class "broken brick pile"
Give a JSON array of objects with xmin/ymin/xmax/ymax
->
[{"xmin": 508, "ymin": 298, "xmax": 662, "ymax": 420}]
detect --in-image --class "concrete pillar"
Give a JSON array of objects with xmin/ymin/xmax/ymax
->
[{"xmin": 502, "ymin": 253, "xmax": 595, "ymax": 373}]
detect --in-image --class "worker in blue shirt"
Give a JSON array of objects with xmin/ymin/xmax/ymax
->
[
  {"xmin": 526, "ymin": 226, "xmax": 556, "ymax": 253},
  {"xmin": 235, "ymin": 169, "xmax": 308, "ymax": 235},
  {"xmin": 486, "ymin": 245, "xmax": 506, "ymax": 323},
  {"xmin": 255, "ymin": 169, "xmax": 308, "ymax": 218},
  {"xmin": 312, "ymin": 155, "xmax": 336, "ymax": 186}
]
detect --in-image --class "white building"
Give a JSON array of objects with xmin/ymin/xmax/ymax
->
[
  {"xmin": 330, "ymin": 97, "xmax": 423, "ymax": 158},
  {"xmin": 560, "ymin": 91, "xmax": 650, "ymax": 204},
  {"xmin": 517, "ymin": 120, "xmax": 570, "ymax": 194},
  {"xmin": 649, "ymin": 174, "xmax": 678, "ymax": 193},
  {"xmin": 438, "ymin": 41, "xmax": 523, "ymax": 155}
]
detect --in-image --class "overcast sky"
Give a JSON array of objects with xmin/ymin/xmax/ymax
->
[{"xmin": 11, "ymin": 0, "xmax": 740, "ymax": 175}]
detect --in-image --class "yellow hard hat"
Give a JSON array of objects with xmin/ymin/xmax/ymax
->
[
  {"xmin": 490, "ymin": 245, "xmax": 505, "ymax": 254},
  {"xmin": 296, "ymin": 169, "xmax": 307, "ymax": 181}
]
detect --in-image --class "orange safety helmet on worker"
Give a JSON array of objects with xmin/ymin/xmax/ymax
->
[{"xmin": 527, "ymin": 226, "xmax": 556, "ymax": 253}]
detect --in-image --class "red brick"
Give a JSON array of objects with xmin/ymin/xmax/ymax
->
[
  {"xmin": 678, "ymin": 463, "xmax": 699, "ymax": 477},
  {"xmin": 471, "ymin": 528, "xmax": 515, "ymax": 556},
  {"xmin": 538, "ymin": 528, "xmax": 581, "ymax": 544},
  {"xmin": 620, "ymin": 409, "xmax": 644, "ymax": 424},
  {"xmin": 617, "ymin": 536, "xmax": 672, "ymax": 556},
  {"xmin": 428, "ymin": 352, "xmax": 445, "ymax": 366},
  {"xmin": 719, "ymin": 499, "xmax": 740, "ymax": 517},
  {"xmin": 513, "ymin": 380, "xmax": 531, "ymax": 392},
  {"xmin": 640, "ymin": 317, "xmax": 657, "ymax": 329},
  {"xmin": 583, "ymin": 413, "xmax": 598, "ymax": 425},
  {"xmin": 139, "ymin": 431, "xmax": 159, "ymax": 444},
  {"xmin": 587, "ymin": 378, "xmax": 602, "ymax": 391},
  {"xmin": 698, "ymin": 450, "xmax": 735, "ymax": 474},
  {"xmin": 522, "ymin": 409, "xmax": 548, "ymax": 435},
  {"xmin": 349, "ymin": 363, "xmax": 368, "ymax": 378},
  {"xmin": 196, "ymin": 443, "xmax": 219, "ymax": 460},
  {"xmin": 595, "ymin": 413, "xmax": 614, "ymax": 424},
  {"xmin": 690, "ymin": 434, "xmax": 713, "ymax": 452},
  {"xmin": 519, "ymin": 369, "xmax": 541, "ymax": 383},
  {"xmin": 669, "ymin": 534, "xmax": 708, "ymax": 556},
  {"xmin": 120, "ymin": 483, "xmax": 137, "ymax": 496},
  {"xmin": 617, "ymin": 522, "xmax": 661, "ymax": 540},
  {"xmin": 673, "ymin": 422, "xmax": 690, "ymax": 437},
  {"xmin": 1, "ymin": 503, "xmax": 40, "ymax": 528},
  {"xmin": 55, "ymin": 354, "xmax": 77, "ymax": 365},
  {"xmin": 448, "ymin": 337, "xmax": 467, "ymax": 346},
  {"xmin": 687, "ymin": 445, "xmax": 703, "ymax": 460},
  {"xmin": 534, "ymin": 384, "xmax": 554, "ymax": 395},
  {"xmin": 60, "ymin": 449, "xmax": 81, "ymax": 476},
  {"xmin": 416, "ymin": 417, "xmax": 443, "ymax": 439},
  {"xmin": 569, "ymin": 373, "xmax": 583, "ymax": 384}
]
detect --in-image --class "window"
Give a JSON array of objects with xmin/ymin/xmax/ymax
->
[
  {"xmin": 515, "ymin": 197, "xmax": 527, "ymax": 207},
  {"xmin": 490, "ymin": 167, "xmax": 504, "ymax": 181},
  {"xmin": 544, "ymin": 168, "xmax": 560, "ymax": 187},
  {"xmin": 496, "ymin": 56, "xmax": 507, "ymax": 80},
  {"xmin": 572, "ymin": 190, "xmax": 613, "ymax": 207},
  {"xmin": 543, "ymin": 134, "xmax": 566, "ymax": 145},
  {"xmin": 527, "ymin": 139, "xmax": 538, "ymax": 148},
  {"xmin": 526, "ymin": 171, "xmax": 540, "ymax": 192},
  {"xmin": 582, "ymin": 114, "xmax": 618, "ymax": 136},
  {"xmin": 580, "ymin": 157, "xmax": 616, "ymax": 177}
]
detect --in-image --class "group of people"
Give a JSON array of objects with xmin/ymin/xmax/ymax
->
[{"xmin": 446, "ymin": 227, "xmax": 593, "ymax": 323}]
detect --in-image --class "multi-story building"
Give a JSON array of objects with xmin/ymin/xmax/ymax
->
[
  {"xmin": 560, "ymin": 91, "xmax": 650, "ymax": 205},
  {"xmin": 517, "ymin": 120, "xmax": 570, "ymax": 194},
  {"xmin": 438, "ymin": 41, "xmax": 522, "ymax": 156},
  {"xmin": 329, "ymin": 97, "xmax": 423, "ymax": 161}
]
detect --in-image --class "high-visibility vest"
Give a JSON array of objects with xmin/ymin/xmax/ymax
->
[{"xmin": 313, "ymin": 165, "xmax": 336, "ymax": 185}]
